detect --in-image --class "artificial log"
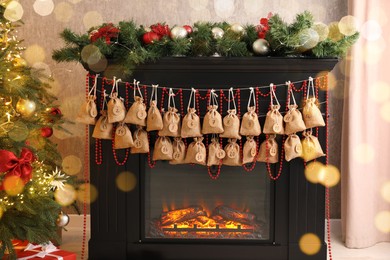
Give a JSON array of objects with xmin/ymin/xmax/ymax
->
[
  {"xmin": 160, "ymin": 206, "xmax": 207, "ymax": 226},
  {"xmin": 212, "ymin": 205, "xmax": 256, "ymax": 225}
]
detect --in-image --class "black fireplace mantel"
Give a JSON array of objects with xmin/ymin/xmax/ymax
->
[{"xmin": 88, "ymin": 57, "xmax": 338, "ymax": 260}]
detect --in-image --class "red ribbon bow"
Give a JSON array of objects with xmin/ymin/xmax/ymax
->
[
  {"xmin": 90, "ymin": 23, "xmax": 120, "ymax": 44},
  {"xmin": 0, "ymin": 148, "xmax": 34, "ymax": 184}
]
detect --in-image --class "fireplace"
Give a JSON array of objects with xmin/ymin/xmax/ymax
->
[{"xmin": 88, "ymin": 57, "xmax": 337, "ymax": 260}]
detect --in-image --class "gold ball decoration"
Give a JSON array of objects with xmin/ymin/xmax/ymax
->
[
  {"xmin": 16, "ymin": 98, "xmax": 36, "ymax": 117},
  {"xmin": 211, "ymin": 27, "xmax": 224, "ymax": 39},
  {"xmin": 230, "ymin": 23, "xmax": 245, "ymax": 35},
  {"xmin": 252, "ymin": 39, "xmax": 270, "ymax": 55},
  {"xmin": 56, "ymin": 211, "xmax": 70, "ymax": 227},
  {"xmin": 170, "ymin": 26, "xmax": 188, "ymax": 39},
  {"xmin": 13, "ymin": 57, "xmax": 27, "ymax": 67}
]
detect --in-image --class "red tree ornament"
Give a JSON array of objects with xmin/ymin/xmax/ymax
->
[
  {"xmin": 256, "ymin": 12, "xmax": 273, "ymax": 39},
  {"xmin": 183, "ymin": 25, "xmax": 193, "ymax": 34},
  {"xmin": 150, "ymin": 23, "xmax": 170, "ymax": 39},
  {"xmin": 49, "ymin": 107, "xmax": 62, "ymax": 116},
  {"xmin": 41, "ymin": 127, "xmax": 53, "ymax": 138},
  {"xmin": 142, "ymin": 32, "xmax": 160, "ymax": 44}
]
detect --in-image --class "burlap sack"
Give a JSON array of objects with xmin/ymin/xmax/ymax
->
[
  {"xmin": 284, "ymin": 105, "xmax": 306, "ymax": 135},
  {"xmin": 202, "ymin": 105, "xmax": 224, "ymax": 134},
  {"xmin": 114, "ymin": 122, "xmax": 134, "ymax": 149},
  {"xmin": 207, "ymin": 137, "xmax": 225, "ymax": 166},
  {"xmin": 146, "ymin": 100, "xmax": 163, "ymax": 131},
  {"xmin": 284, "ymin": 134, "xmax": 302, "ymax": 162},
  {"xmin": 153, "ymin": 136, "xmax": 173, "ymax": 161},
  {"xmin": 301, "ymin": 130, "xmax": 325, "ymax": 162},
  {"xmin": 131, "ymin": 127, "xmax": 149, "ymax": 154},
  {"xmin": 158, "ymin": 107, "xmax": 181, "ymax": 137},
  {"xmin": 181, "ymin": 108, "xmax": 202, "ymax": 138},
  {"xmin": 76, "ymin": 95, "xmax": 98, "ymax": 125},
  {"xmin": 257, "ymin": 135, "xmax": 279, "ymax": 163},
  {"xmin": 240, "ymin": 106, "xmax": 261, "ymax": 136},
  {"xmin": 263, "ymin": 105, "xmax": 284, "ymax": 135},
  {"xmin": 169, "ymin": 137, "xmax": 186, "ymax": 165},
  {"xmin": 242, "ymin": 136, "xmax": 257, "ymax": 164},
  {"xmin": 222, "ymin": 139, "xmax": 241, "ymax": 166},
  {"xmin": 302, "ymin": 97, "xmax": 325, "ymax": 128},
  {"xmin": 92, "ymin": 111, "xmax": 113, "ymax": 140},
  {"xmin": 220, "ymin": 110, "xmax": 241, "ymax": 139},
  {"xmin": 124, "ymin": 96, "xmax": 147, "ymax": 126},
  {"xmin": 107, "ymin": 92, "xmax": 126, "ymax": 123},
  {"xmin": 185, "ymin": 137, "xmax": 206, "ymax": 165}
]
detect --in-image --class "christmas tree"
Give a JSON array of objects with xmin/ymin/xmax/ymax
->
[{"xmin": 0, "ymin": 2, "xmax": 73, "ymax": 259}]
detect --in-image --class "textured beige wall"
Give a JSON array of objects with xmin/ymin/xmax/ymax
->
[{"xmin": 17, "ymin": 0, "xmax": 347, "ymax": 217}]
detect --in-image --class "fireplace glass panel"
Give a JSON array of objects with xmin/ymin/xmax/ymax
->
[{"xmin": 144, "ymin": 162, "xmax": 271, "ymax": 240}]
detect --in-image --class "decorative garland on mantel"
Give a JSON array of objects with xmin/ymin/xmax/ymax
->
[{"xmin": 53, "ymin": 11, "xmax": 359, "ymax": 77}]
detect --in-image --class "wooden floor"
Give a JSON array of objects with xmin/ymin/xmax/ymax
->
[{"xmin": 60, "ymin": 216, "xmax": 390, "ymax": 260}]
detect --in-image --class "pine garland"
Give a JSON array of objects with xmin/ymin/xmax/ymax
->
[{"xmin": 52, "ymin": 11, "xmax": 359, "ymax": 76}]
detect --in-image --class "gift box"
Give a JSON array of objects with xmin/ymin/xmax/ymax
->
[{"xmin": 14, "ymin": 242, "xmax": 76, "ymax": 260}]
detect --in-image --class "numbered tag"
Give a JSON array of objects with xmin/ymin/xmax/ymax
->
[
  {"xmin": 90, "ymin": 107, "xmax": 98, "ymax": 118},
  {"xmin": 209, "ymin": 118, "xmax": 217, "ymax": 127},
  {"xmin": 250, "ymin": 147, "xmax": 257, "ymax": 157},
  {"xmin": 112, "ymin": 105, "xmax": 121, "ymax": 115},
  {"xmin": 223, "ymin": 117, "xmax": 232, "ymax": 126},
  {"xmin": 134, "ymin": 139, "xmax": 142, "ymax": 148},
  {"xmin": 115, "ymin": 126, "xmax": 126, "ymax": 136},
  {"xmin": 137, "ymin": 109, "xmax": 147, "ymax": 120},
  {"xmin": 169, "ymin": 123, "xmax": 178, "ymax": 133},
  {"xmin": 195, "ymin": 152, "xmax": 204, "ymax": 162},
  {"xmin": 187, "ymin": 120, "xmax": 195, "ymax": 129},
  {"xmin": 228, "ymin": 149, "xmax": 237, "ymax": 159},
  {"xmin": 270, "ymin": 146, "xmax": 277, "ymax": 156},
  {"xmin": 216, "ymin": 149, "xmax": 226, "ymax": 159},
  {"xmin": 273, "ymin": 124, "xmax": 281, "ymax": 133},
  {"xmin": 173, "ymin": 152, "xmax": 181, "ymax": 160},
  {"xmin": 161, "ymin": 145, "xmax": 169, "ymax": 155},
  {"xmin": 295, "ymin": 144, "xmax": 302, "ymax": 154},
  {"xmin": 100, "ymin": 123, "xmax": 108, "ymax": 131},
  {"xmin": 284, "ymin": 113, "xmax": 292, "ymax": 123}
]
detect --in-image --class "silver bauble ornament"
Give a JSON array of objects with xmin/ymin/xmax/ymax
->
[
  {"xmin": 211, "ymin": 27, "xmax": 224, "ymax": 39},
  {"xmin": 170, "ymin": 26, "xmax": 188, "ymax": 39},
  {"xmin": 252, "ymin": 39, "xmax": 270, "ymax": 55},
  {"xmin": 298, "ymin": 28, "xmax": 320, "ymax": 51},
  {"xmin": 16, "ymin": 98, "xmax": 36, "ymax": 117},
  {"xmin": 230, "ymin": 23, "xmax": 245, "ymax": 35},
  {"xmin": 56, "ymin": 211, "xmax": 70, "ymax": 227}
]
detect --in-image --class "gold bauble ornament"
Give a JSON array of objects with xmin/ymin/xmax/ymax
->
[
  {"xmin": 13, "ymin": 57, "xmax": 27, "ymax": 67},
  {"xmin": 230, "ymin": 23, "xmax": 245, "ymax": 35},
  {"xmin": 16, "ymin": 98, "xmax": 36, "ymax": 117},
  {"xmin": 56, "ymin": 211, "xmax": 70, "ymax": 227}
]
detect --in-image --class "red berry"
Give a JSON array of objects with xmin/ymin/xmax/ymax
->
[
  {"xmin": 142, "ymin": 32, "xmax": 160, "ymax": 44},
  {"xmin": 41, "ymin": 127, "xmax": 53, "ymax": 138},
  {"xmin": 183, "ymin": 25, "xmax": 193, "ymax": 34}
]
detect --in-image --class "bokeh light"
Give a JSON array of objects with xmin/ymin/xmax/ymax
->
[
  {"xmin": 26, "ymin": 134, "xmax": 46, "ymax": 150},
  {"xmin": 62, "ymin": 155, "xmax": 82, "ymax": 175},
  {"xmin": 298, "ymin": 28, "xmax": 319, "ymax": 51},
  {"xmin": 362, "ymin": 37, "xmax": 386, "ymax": 65},
  {"xmin": 33, "ymin": 0, "xmax": 54, "ymax": 16},
  {"xmin": 116, "ymin": 171, "xmax": 137, "ymax": 192},
  {"xmin": 338, "ymin": 56, "xmax": 352, "ymax": 77},
  {"xmin": 369, "ymin": 81, "xmax": 390, "ymax": 103},
  {"xmin": 380, "ymin": 101, "xmax": 390, "ymax": 122},
  {"xmin": 24, "ymin": 44, "xmax": 46, "ymax": 65},
  {"xmin": 368, "ymin": 8, "xmax": 388, "ymax": 26},
  {"xmin": 352, "ymin": 143, "xmax": 375, "ymax": 164},
  {"xmin": 77, "ymin": 183, "xmax": 98, "ymax": 204},
  {"xmin": 67, "ymin": 0, "xmax": 83, "ymax": 3},
  {"xmin": 312, "ymin": 22, "xmax": 329, "ymax": 42},
  {"xmin": 3, "ymin": 175, "xmax": 25, "ymax": 196},
  {"xmin": 299, "ymin": 233, "xmax": 321, "ymax": 255},
  {"xmin": 83, "ymin": 11, "xmax": 103, "ymax": 30},
  {"xmin": 54, "ymin": 2, "xmax": 74, "ymax": 23},
  {"xmin": 318, "ymin": 164, "xmax": 341, "ymax": 188},
  {"xmin": 188, "ymin": 0, "xmax": 209, "ymax": 11},
  {"xmin": 81, "ymin": 44, "xmax": 102, "ymax": 65},
  {"xmin": 214, "ymin": 0, "xmax": 235, "ymax": 19},
  {"xmin": 304, "ymin": 161, "xmax": 325, "ymax": 184},
  {"xmin": 8, "ymin": 121, "xmax": 29, "ymax": 142},
  {"xmin": 4, "ymin": 1, "xmax": 24, "ymax": 22},
  {"xmin": 380, "ymin": 181, "xmax": 390, "ymax": 203},
  {"xmin": 243, "ymin": 0, "xmax": 263, "ymax": 16},
  {"xmin": 338, "ymin": 15, "xmax": 358, "ymax": 36},
  {"xmin": 327, "ymin": 22, "xmax": 343, "ymax": 42},
  {"xmin": 32, "ymin": 62, "xmax": 52, "ymax": 79},
  {"xmin": 54, "ymin": 183, "xmax": 76, "ymax": 206},
  {"xmin": 375, "ymin": 211, "xmax": 390, "ymax": 233},
  {"xmin": 316, "ymin": 71, "xmax": 337, "ymax": 91},
  {"xmin": 88, "ymin": 55, "xmax": 108, "ymax": 72},
  {"xmin": 361, "ymin": 20, "xmax": 382, "ymax": 41},
  {"xmin": 0, "ymin": 207, "xmax": 3, "ymax": 219}
]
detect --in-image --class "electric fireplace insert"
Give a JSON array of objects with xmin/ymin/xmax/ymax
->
[{"xmin": 88, "ymin": 57, "xmax": 337, "ymax": 260}]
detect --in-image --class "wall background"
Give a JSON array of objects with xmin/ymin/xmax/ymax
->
[{"xmin": 17, "ymin": 0, "xmax": 347, "ymax": 218}]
